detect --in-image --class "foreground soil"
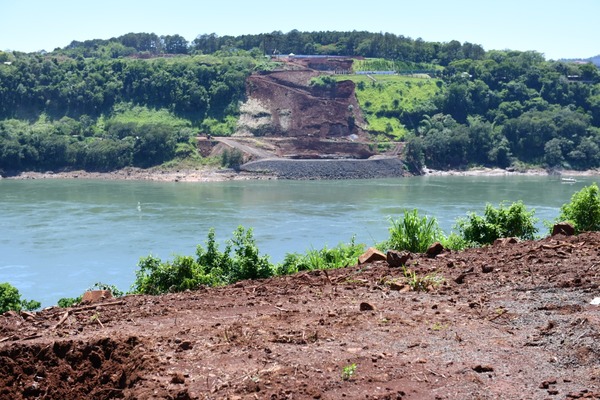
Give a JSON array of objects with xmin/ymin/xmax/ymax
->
[{"xmin": 2, "ymin": 233, "xmax": 600, "ymax": 399}]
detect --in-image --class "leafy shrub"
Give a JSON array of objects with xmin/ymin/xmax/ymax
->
[
  {"xmin": 221, "ymin": 148, "xmax": 244, "ymax": 168},
  {"xmin": 57, "ymin": 297, "xmax": 81, "ymax": 308},
  {"xmin": 442, "ymin": 232, "xmax": 475, "ymax": 251},
  {"xmin": 132, "ymin": 255, "xmax": 214, "ymax": 295},
  {"xmin": 131, "ymin": 226, "xmax": 273, "ymax": 295},
  {"xmin": 0, "ymin": 282, "xmax": 40, "ymax": 313},
  {"xmin": 456, "ymin": 201, "xmax": 538, "ymax": 245},
  {"xmin": 309, "ymin": 75, "xmax": 337, "ymax": 90},
  {"xmin": 226, "ymin": 226, "xmax": 274, "ymax": 283},
  {"xmin": 556, "ymin": 183, "xmax": 600, "ymax": 233},
  {"xmin": 382, "ymin": 209, "xmax": 444, "ymax": 253}
]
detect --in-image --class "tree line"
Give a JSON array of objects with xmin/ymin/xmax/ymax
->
[
  {"xmin": 400, "ymin": 50, "xmax": 600, "ymax": 171},
  {"xmin": 0, "ymin": 51, "xmax": 254, "ymax": 171},
  {"xmin": 0, "ymin": 30, "xmax": 599, "ymax": 172},
  {"xmin": 51, "ymin": 30, "xmax": 483, "ymax": 66}
]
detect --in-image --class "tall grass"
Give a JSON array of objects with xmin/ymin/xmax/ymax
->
[{"xmin": 383, "ymin": 209, "xmax": 444, "ymax": 253}]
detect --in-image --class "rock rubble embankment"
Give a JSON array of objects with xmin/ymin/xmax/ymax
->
[{"xmin": 240, "ymin": 157, "xmax": 407, "ymax": 179}]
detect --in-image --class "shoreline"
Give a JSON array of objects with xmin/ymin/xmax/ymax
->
[
  {"xmin": 2, "ymin": 165, "xmax": 600, "ymax": 182},
  {"xmin": 0, "ymin": 166, "xmax": 275, "ymax": 182},
  {"xmin": 422, "ymin": 167, "xmax": 600, "ymax": 177}
]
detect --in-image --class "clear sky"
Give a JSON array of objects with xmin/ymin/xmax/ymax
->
[{"xmin": 1, "ymin": 0, "xmax": 598, "ymax": 60}]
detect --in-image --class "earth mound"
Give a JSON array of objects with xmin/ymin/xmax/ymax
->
[{"xmin": 2, "ymin": 232, "xmax": 600, "ymax": 399}]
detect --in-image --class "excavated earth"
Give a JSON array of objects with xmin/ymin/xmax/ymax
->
[{"xmin": 2, "ymin": 232, "xmax": 600, "ymax": 399}]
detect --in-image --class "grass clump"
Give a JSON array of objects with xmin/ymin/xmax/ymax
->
[
  {"xmin": 275, "ymin": 236, "xmax": 365, "ymax": 276},
  {"xmin": 381, "ymin": 209, "xmax": 444, "ymax": 253},
  {"xmin": 403, "ymin": 267, "xmax": 444, "ymax": 292}
]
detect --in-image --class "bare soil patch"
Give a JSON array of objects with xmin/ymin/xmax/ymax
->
[{"xmin": 2, "ymin": 233, "xmax": 600, "ymax": 399}]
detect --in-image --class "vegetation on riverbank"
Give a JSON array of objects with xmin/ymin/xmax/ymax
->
[
  {"xmin": 2, "ymin": 183, "xmax": 598, "ymax": 312},
  {"xmin": 1, "ymin": 31, "xmax": 599, "ymax": 175}
]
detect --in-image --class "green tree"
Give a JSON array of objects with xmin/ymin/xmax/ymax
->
[{"xmin": 162, "ymin": 34, "xmax": 189, "ymax": 54}]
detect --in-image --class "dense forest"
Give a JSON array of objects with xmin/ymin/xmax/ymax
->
[{"xmin": 0, "ymin": 30, "xmax": 599, "ymax": 172}]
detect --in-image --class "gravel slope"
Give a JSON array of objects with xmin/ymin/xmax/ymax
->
[{"xmin": 240, "ymin": 157, "xmax": 407, "ymax": 179}]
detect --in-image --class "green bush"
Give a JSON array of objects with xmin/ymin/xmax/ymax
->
[
  {"xmin": 132, "ymin": 255, "xmax": 215, "ymax": 295},
  {"xmin": 221, "ymin": 148, "xmax": 244, "ymax": 168},
  {"xmin": 309, "ymin": 75, "xmax": 337, "ymax": 90},
  {"xmin": 382, "ymin": 209, "xmax": 445, "ymax": 253},
  {"xmin": 441, "ymin": 232, "xmax": 474, "ymax": 251},
  {"xmin": 556, "ymin": 183, "xmax": 600, "ymax": 233},
  {"xmin": 456, "ymin": 201, "xmax": 538, "ymax": 245},
  {"xmin": 0, "ymin": 282, "xmax": 40, "ymax": 313},
  {"xmin": 131, "ymin": 226, "xmax": 273, "ymax": 295}
]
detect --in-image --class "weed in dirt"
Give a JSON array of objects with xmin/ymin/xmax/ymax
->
[
  {"xmin": 341, "ymin": 363, "xmax": 357, "ymax": 381},
  {"xmin": 403, "ymin": 267, "xmax": 444, "ymax": 292},
  {"xmin": 431, "ymin": 322, "xmax": 448, "ymax": 331}
]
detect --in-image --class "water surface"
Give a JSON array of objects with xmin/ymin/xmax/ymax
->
[{"xmin": 1, "ymin": 175, "xmax": 595, "ymax": 307}]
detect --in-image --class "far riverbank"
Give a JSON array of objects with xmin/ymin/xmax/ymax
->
[{"xmin": 2, "ymin": 163, "xmax": 600, "ymax": 182}]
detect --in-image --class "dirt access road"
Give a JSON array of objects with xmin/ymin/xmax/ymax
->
[{"xmin": 1, "ymin": 232, "xmax": 600, "ymax": 399}]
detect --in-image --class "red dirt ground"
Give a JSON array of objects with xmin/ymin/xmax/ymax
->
[{"xmin": 2, "ymin": 232, "xmax": 600, "ymax": 399}]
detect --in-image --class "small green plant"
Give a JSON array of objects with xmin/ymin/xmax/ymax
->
[
  {"xmin": 555, "ymin": 183, "xmax": 600, "ymax": 233},
  {"xmin": 403, "ymin": 267, "xmax": 444, "ymax": 292},
  {"xmin": 341, "ymin": 363, "xmax": 357, "ymax": 381},
  {"xmin": 0, "ymin": 282, "xmax": 40, "ymax": 313},
  {"xmin": 442, "ymin": 232, "xmax": 474, "ymax": 251},
  {"xmin": 382, "ymin": 209, "xmax": 444, "ymax": 253},
  {"xmin": 431, "ymin": 322, "xmax": 448, "ymax": 331},
  {"xmin": 455, "ymin": 201, "xmax": 538, "ymax": 246},
  {"xmin": 57, "ymin": 296, "xmax": 81, "ymax": 308}
]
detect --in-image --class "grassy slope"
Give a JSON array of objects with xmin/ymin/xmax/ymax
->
[{"xmin": 335, "ymin": 74, "xmax": 443, "ymax": 139}]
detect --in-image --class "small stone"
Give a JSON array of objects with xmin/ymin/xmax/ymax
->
[
  {"xmin": 481, "ymin": 265, "xmax": 494, "ymax": 273},
  {"xmin": 359, "ymin": 302, "xmax": 375, "ymax": 311},
  {"xmin": 539, "ymin": 378, "xmax": 557, "ymax": 389},
  {"xmin": 81, "ymin": 290, "xmax": 113, "ymax": 304},
  {"xmin": 358, "ymin": 247, "xmax": 386, "ymax": 264},
  {"xmin": 426, "ymin": 242, "xmax": 444, "ymax": 258},
  {"xmin": 472, "ymin": 365, "xmax": 494, "ymax": 373},
  {"xmin": 386, "ymin": 250, "xmax": 411, "ymax": 267},
  {"xmin": 171, "ymin": 373, "xmax": 185, "ymax": 384},
  {"xmin": 493, "ymin": 237, "xmax": 518, "ymax": 246},
  {"xmin": 389, "ymin": 282, "xmax": 406, "ymax": 291},
  {"xmin": 178, "ymin": 341, "xmax": 193, "ymax": 351},
  {"xmin": 552, "ymin": 222, "xmax": 575, "ymax": 236}
]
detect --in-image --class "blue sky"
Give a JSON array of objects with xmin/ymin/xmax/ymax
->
[{"xmin": 1, "ymin": 0, "xmax": 598, "ymax": 60}]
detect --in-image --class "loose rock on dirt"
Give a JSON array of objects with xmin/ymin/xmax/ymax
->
[{"xmin": 2, "ymin": 233, "xmax": 600, "ymax": 399}]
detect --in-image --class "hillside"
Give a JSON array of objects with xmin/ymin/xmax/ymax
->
[
  {"xmin": 1, "ymin": 31, "xmax": 600, "ymax": 175},
  {"xmin": 2, "ymin": 231, "xmax": 600, "ymax": 399}
]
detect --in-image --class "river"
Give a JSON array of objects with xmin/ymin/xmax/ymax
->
[{"xmin": 1, "ymin": 175, "xmax": 596, "ymax": 307}]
